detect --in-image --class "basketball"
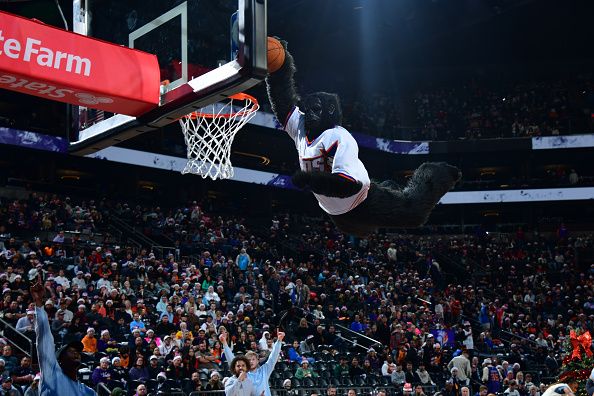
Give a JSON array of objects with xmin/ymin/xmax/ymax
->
[{"xmin": 267, "ymin": 36, "xmax": 286, "ymax": 73}]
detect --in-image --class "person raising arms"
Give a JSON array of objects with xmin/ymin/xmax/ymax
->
[{"xmin": 31, "ymin": 275, "xmax": 96, "ymax": 396}]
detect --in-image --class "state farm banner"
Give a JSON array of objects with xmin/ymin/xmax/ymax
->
[{"xmin": 0, "ymin": 11, "xmax": 160, "ymax": 116}]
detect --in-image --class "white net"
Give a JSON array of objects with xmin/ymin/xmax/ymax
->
[{"xmin": 178, "ymin": 94, "xmax": 259, "ymax": 180}]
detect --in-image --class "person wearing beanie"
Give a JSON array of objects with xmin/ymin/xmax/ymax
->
[
  {"xmin": 81, "ymin": 327, "xmax": 97, "ymax": 354},
  {"xmin": 91, "ymin": 357, "xmax": 114, "ymax": 387},
  {"xmin": 23, "ymin": 374, "xmax": 41, "ymax": 396},
  {"xmin": 110, "ymin": 357, "xmax": 127, "ymax": 384},
  {"xmin": 206, "ymin": 371, "xmax": 224, "ymax": 391},
  {"xmin": 97, "ymin": 330, "xmax": 118, "ymax": 354}
]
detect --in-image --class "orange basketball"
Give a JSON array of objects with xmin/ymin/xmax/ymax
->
[{"xmin": 267, "ymin": 37, "xmax": 286, "ymax": 73}]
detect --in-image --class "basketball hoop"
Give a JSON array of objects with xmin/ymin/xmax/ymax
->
[{"xmin": 179, "ymin": 93, "xmax": 259, "ymax": 180}]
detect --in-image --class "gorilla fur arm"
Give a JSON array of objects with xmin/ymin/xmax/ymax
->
[
  {"xmin": 266, "ymin": 40, "xmax": 300, "ymax": 125},
  {"xmin": 292, "ymin": 171, "xmax": 363, "ymax": 198}
]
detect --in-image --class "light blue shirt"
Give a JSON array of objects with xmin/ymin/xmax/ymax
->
[
  {"xmin": 224, "ymin": 340, "xmax": 281, "ymax": 396},
  {"xmin": 35, "ymin": 306, "xmax": 96, "ymax": 396},
  {"xmin": 225, "ymin": 375, "xmax": 255, "ymax": 396}
]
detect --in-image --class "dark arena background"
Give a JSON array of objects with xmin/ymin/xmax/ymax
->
[{"xmin": 0, "ymin": 1, "xmax": 593, "ymax": 396}]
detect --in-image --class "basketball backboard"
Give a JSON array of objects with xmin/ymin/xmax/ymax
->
[{"xmin": 69, "ymin": 0, "xmax": 267, "ymax": 156}]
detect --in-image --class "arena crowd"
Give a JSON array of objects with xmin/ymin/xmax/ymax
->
[{"xmin": 0, "ymin": 192, "xmax": 593, "ymax": 396}]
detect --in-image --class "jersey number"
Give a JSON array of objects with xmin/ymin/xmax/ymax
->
[{"xmin": 303, "ymin": 156, "xmax": 332, "ymax": 172}]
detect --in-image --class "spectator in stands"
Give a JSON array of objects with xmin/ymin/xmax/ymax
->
[
  {"xmin": 392, "ymin": 362, "xmax": 406, "ymax": 386},
  {"xmin": 333, "ymin": 355, "xmax": 350, "ymax": 377},
  {"xmin": 462, "ymin": 322, "xmax": 474, "ymax": 354},
  {"xmin": 415, "ymin": 384, "xmax": 428, "ymax": 396},
  {"xmin": 158, "ymin": 335, "xmax": 176, "ymax": 356},
  {"xmin": 350, "ymin": 356, "xmax": 366, "ymax": 377},
  {"xmin": 165, "ymin": 355, "xmax": 188, "ymax": 383},
  {"xmin": 147, "ymin": 355, "xmax": 162, "ymax": 378},
  {"xmin": 282, "ymin": 379, "xmax": 299, "ymax": 396},
  {"xmin": 206, "ymin": 371, "xmax": 224, "ymax": 391},
  {"xmin": 129, "ymin": 357, "xmax": 150, "ymax": 382},
  {"xmin": 294, "ymin": 359, "xmax": 318, "ymax": 380},
  {"xmin": 97, "ymin": 330, "xmax": 117, "ymax": 353},
  {"xmin": 196, "ymin": 340, "xmax": 219, "ymax": 372},
  {"xmin": 235, "ymin": 248, "xmax": 251, "ymax": 271},
  {"xmin": 81, "ymin": 327, "xmax": 97, "ymax": 354},
  {"xmin": 134, "ymin": 383, "xmax": 148, "ymax": 396},
  {"xmin": 91, "ymin": 357, "xmax": 113, "ymax": 387},
  {"xmin": 110, "ymin": 357, "xmax": 126, "ymax": 384},
  {"xmin": 183, "ymin": 372, "xmax": 203, "ymax": 394},
  {"xmin": 155, "ymin": 317, "xmax": 175, "ymax": 339},
  {"xmin": 15, "ymin": 309, "xmax": 35, "ymax": 337},
  {"xmin": 0, "ymin": 377, "xmax": 20, "ymax": 396},
  {"xmin": 350, "ymin": 314, "xmax": 364, "ymax": 332},
  {"xmin": 129, "ymin": 314, "xmax": 146, "ymax": 336},
  {"xmin": 382, "ymin": 355, "xmax": 396, "ymax": 378},
  {"xmin": 504, "ymin": 380, "xmax": 521, "ymax": 396},
  {"xmin": 475, "ymin": 385, "xmax": 488, "ymax": 396},
  {"xmin": 10, "ymin": 356, "xmax": 35, "ymax": 389},
  {"xmin": 417, "ymin": 362, "xmax": 436, "ymax": 386},
  {"xmin": 404, "ymin": 383, "xmax": 414, "ymax": 396},
  {"xmin": 405, "ymin": 361, "xmax": 420, "ymax": 384},
  {"xmin": 448, "ymin": 350, "xmax": 471, "ymax": 385},
  {"xmin": 23, "ymin": 374, "xmax": 40, "ymax": 396},
  {"xmin": 326, "ymin": 386, "xmax": 337, "ymax": 396},
  {"xmin": 51, "ymin": 310, "xmax": 71, "ymax": 342},
  {"xmin": 1, "ymin": 347, "xmax": 17, "ymax": 374},
  {"xmin": 288, "ymin": 340, "xmax": 313, "ymax": 364}
]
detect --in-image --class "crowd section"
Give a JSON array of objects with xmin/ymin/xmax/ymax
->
[
  {"xmin": 0, "ymin": 192, "xmax": 593, "ymax": 396},
  {"xmin": 339, "ymin": 76, "xmax": 594, "ymax": 141}
]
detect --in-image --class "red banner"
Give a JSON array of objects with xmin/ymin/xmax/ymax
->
[{"xmin": 0, "ymin": 11, "xmax": 160, "ymax": 116}]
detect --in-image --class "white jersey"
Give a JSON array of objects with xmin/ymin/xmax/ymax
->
[{"xmin": 285, "ymin": 106, "xmax": 370, "ymax": 215}]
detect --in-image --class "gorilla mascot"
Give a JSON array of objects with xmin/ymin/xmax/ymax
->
[{"xmin": 266, "ymin": 39, "xmax": 461, "ymax": 237}]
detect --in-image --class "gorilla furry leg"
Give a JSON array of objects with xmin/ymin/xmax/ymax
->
[
  {"xmin": 330, "ymin": 162, "xmax": 461, "ymax": 236},
  {"xmin": 293, "ymin": 171, "xmax": 362, "ymax": 198}
]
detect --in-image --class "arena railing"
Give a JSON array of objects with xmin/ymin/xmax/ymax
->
[
  {"xmin": 108, "ymin": 215, "xmax": 158, "ymax": 250},
  {"xmin": 96, "ymin": 383, "xmax": 110, "ymax": 396},
  {"xmin": 332, "ymin": 322, "xmax": 383, "ymax": 350},
  {"xmin": 290, "ymin": 307, "xmax": 374, "ymax": 352},
  {"xmin": 270, "ymin": 386, "xmax": 391, "ymax": 396},
  {"xmin": 0, "ymin": 315, "xmax": 33, "ymax": 358}
]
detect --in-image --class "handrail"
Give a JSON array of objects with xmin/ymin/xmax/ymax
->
[
  {"xmin": 151, "ymin": 245, "xmax": 177, "ymax": 259},
  {"xmin": 498, "ymin": 329, "xmax": 542, "ymax": 347},
  {"xmin": 291, "ymin": 307, "xmax": 377, "ymax": 352},
  {"xmin": 332, "ymin": 322, "xmax": 383, "ymax": 348},
  {"xmin": 0, "ymin": 315, "xmax": 33, "ymax": 358},
  {"xmin": 96, "ymin": 382, "xmax": 111, "ymax": 396},
  {"xmin": 109, "ymin": 215, "xmax": 158, "ymax": 252},
  {"xmin": 270, "ymin": 385, "xmax": 392, "ymax": 395}
]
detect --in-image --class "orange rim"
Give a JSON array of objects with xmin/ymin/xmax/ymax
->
[{"xmin": 183, "ymin": 93, "xmax": 259, "ymax": 120}]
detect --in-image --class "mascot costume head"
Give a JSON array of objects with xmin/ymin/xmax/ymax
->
[{"xmin": 301, "ymin": 92, "xmax": 343, "ymax": 139}]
